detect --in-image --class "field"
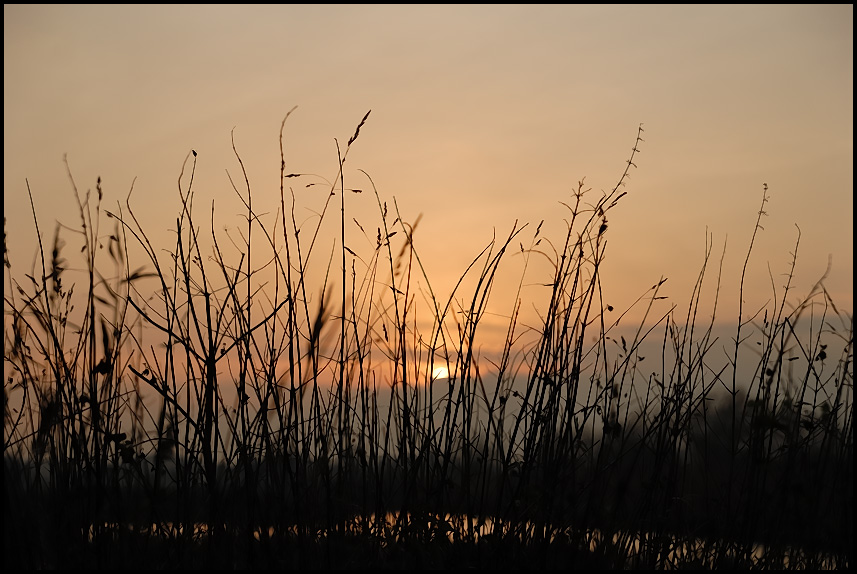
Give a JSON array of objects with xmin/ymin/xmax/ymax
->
[{"xmin": 4, "ymin": 115, "xmax": 852, "ymax": 569}]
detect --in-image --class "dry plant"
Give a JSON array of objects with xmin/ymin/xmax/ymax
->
[{"xmin": 3, "ymin": 113, "xmax": 852, "ymax": 569}]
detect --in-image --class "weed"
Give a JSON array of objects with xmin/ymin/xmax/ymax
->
[{"xmin": 3, "ymin": 114, "xmax": 851, "ymax": 569}]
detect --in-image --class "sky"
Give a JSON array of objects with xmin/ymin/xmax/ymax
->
[{"xmin": 4, "ymin": 5, "xmax": 853, "ymax": 364}]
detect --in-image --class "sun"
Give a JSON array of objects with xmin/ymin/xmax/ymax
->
[{"xmin": 431, "ymin": 366, "xmax": 449, "ymax": 380}]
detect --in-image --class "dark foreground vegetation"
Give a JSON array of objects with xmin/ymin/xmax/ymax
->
[{"xmin": 4, "ymin": 113, "xmax": 852, "ymax": 569}]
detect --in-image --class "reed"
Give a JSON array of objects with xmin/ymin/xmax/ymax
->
[{"xmin": 3, "ymin": 113, "xmax": 852, "ymax": 569}]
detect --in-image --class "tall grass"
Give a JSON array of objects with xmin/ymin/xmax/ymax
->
[{"xmin": 4, "ymin": 113, "xmax": 852, "ymax": 569}]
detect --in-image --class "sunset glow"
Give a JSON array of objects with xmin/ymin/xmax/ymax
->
[
  {"xmin": 3, "ymin": 5, "xmax": 851, "ymax": 569},
  {"xmin": 432, "ymin": 366, "xmax": 450, "ymax": 380}
]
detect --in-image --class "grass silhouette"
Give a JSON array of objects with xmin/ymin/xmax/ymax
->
[{"xmin": 3, "ymin": 112, "xmax": 852, "ymax": 569}]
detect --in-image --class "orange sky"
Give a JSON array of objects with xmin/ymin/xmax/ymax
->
[{"xmin": 5, "ymin": 5, "xmax": 853, "ymax": 363}]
